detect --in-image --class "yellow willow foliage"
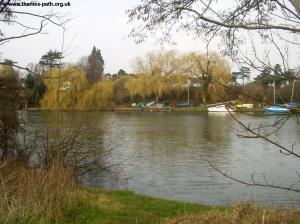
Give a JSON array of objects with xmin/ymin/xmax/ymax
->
[
  {"xmin": 135, "ymin": 75, "xmax": 151, "ymax": 100},
  {"xmin": 132, "ymin": 50, "xmax": 179, "ymax": 101},
  {"xmin": 41, "ymin": 67, "xmax": 89, "ymax": 109},
  {"xmin": 166, "ymin": 74, "xmax": 189, "ymax": 98},
  {"xmin": 123, "ymin": 76, "xmax": 140, "ymax": 99},
  {"xmin": 207, "ymin": 54, "xmax": 232, "ymax": 102},
  {"xmin": 77, "ymin": 80, "xmax": 114, "ymax": 110},
  {"xmin": 147, "ymin": 74, "xmax": 168, "ymax": 101},
  {"xmin": 134, "ymin": 50, "xmax": 177, "ymax": 77},
  {"xmin": 124, "ymin": 74, "xmax": 169, "ymax": 101},
  {"xmin": 124, "ymin": 75, "xmax": 151, "ymax": 100},
  {"xmin": 0, "ymin": 65, "xmax": 15, "ymax": 77},
  {"xmin": 179, "ymin": 52, "xmax": 232, "ymax": 103}
]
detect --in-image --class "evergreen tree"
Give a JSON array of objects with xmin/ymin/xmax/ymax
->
[
  {"xmin": 255, "ymin": 67, "xmax": 273, "ymax": 90},
  {"xmin": 24, "ymin": 73, "xmax": 35, "ymax": 90},
  {"xmin": 283, "ymin": 69, "xmax": 297, "ymax": 85},
  {"xmin": 39, "ymin": 50, "xmax": 64, "ymax": 69},
  {"xmin": 232, "ymin": 67, "xmax": 251, "ymax": 86},
  {"xmin": 239, "ymin": 66, "xmax": 251, "ymax": 86},
  {"xmin": 117, "ymin": 69, "xmax": 127, "ymax": 76},
  {"xmin": 23, "ymin": 64, "xmax": 47, "ymax": 107},
  {"xmin": 87, "ymin": 46, "xmax": 105, "ymax": 84},
  {"xmin": 274, "ymin": 64, "xmax": 283, "ymax": 88},
  {"xmin": 232, "ymin": 71, "xmax": 241, "ymax": 85},
  {"xmin": 111, "ymin": 69, "xmax": 127, "ymax": 79}
]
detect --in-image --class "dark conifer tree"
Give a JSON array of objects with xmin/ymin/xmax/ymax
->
[{"xmin": 87, "ymin": 46, "xmax": 105, "ymax": 84}]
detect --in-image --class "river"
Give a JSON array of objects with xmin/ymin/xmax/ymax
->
[{"xmin": 23, "ymin": 111, "xmax": 300, "ymax": 207}]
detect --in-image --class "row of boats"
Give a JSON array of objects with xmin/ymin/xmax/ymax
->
[
  {"xmin": 207, "ymin": 102, "xmax": 300, "ymax": 114},
  {"xmin": 131, "ymin": 100, "xmax": 300, "ymax": 114}
]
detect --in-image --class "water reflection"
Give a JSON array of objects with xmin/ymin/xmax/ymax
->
[
  {"xmin": 23, "ymin": 111, "xmax": 300, "ymax": 206},
  {"xmin": 22, "ymin": 111, "xmax": 110, "ymax": 178}
]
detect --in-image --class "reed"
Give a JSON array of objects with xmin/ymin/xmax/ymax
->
[
  {"xmin": 0, "ymin": 161, "xmax": 77, "ymax": 224},
  {"xmin": 163, "ymin": 201, "xmax": 300, "ymax": 224}
]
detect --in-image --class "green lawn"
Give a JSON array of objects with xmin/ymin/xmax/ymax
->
[{"xmin": 62, "ymin": 189, "xmax": 213, "ymax": 224}]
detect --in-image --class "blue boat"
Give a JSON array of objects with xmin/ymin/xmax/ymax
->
[
  {"xmin": 286, "ymin": 102, "xmax": 300, "ymax": 108},
  {"xmin": 265, "ymin": 105, "xmax": 290, "ymax": 114},
  {"xmin": 176, "ymin": 102, "xmax": 193, "ymax": 107}
]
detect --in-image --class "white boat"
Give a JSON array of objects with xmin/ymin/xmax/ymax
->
[
  {"xmin": 264, "ymin": 78, "xmax": 290, "ymax": 114},
  {"xmin": 265, "ymin": 105, "xmax": 290, "ymax": 114},
  {"xmin": 146, "ymin": 101, "xmax": 155, "ymax": 107},
  {"xmin": 208, "ymin": 104, "xmax": 235, "ymax": 112}
]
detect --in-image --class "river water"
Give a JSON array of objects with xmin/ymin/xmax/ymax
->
[{"xmin": 23, "ymin": 111, "xmax": 300, "ymax": 206}]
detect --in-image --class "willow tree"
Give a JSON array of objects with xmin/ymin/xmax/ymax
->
[
  {"xmin": 179, "ymin": 52, "xmax": 231, "ymax": 104},
  {"xmin": 124, "ymin": 76, "xmax": 140, "ymax": 100},
  {"xmin": 207, "ymin": 55, "xmax": 232, "ymax": 102},
  {"xmin": 124, "ymin": 74, "xmax": 153, "ymax": 100},
  {"xmin": 166, "ymin": 73, "xmax": 189, "ymax": 100},
  {"xmin": 147, "ymin": 73, "xmax": 168, "ymax": 102},
  {"xmin": 41, "ymin": 67, "xmax": 88, "ymax": 110},
  {"xmin": 134, "ymin": 50, "xmax": 178, "ymax": 102},
  {"xmin": 78, "ymin": 80, "xmax": 114, "ymax": 110}
]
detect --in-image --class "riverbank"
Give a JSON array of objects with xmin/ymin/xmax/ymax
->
[
  {"xmin": 0, "ymin": 163, "xmax": 299, "ymax": 224},
  {"xmin": 61, "ymin": 189, "xmax": 300, "ymax": 224},
  {"xmin": 25, "ymin": 105, "xmax": 270, "ymax": 113},
  {"xmin": 25, "ymin": 105, "xmax": 209, "ymax": 112},
  {"xmin": 14, "ymin": 188, "xmax": 300, "ymax": 224},
  {"xmin": 63, "ymin": 188, "xmax": 213, "ymax": 224}
]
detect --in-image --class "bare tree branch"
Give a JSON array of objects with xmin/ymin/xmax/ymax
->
[
  {"xmin": 228, "ymin": 109, "xmax": 300, "ymax": 158},
  {"xmin": 209, "ymin": 161, "xmax": 300, "ymax": 193}
]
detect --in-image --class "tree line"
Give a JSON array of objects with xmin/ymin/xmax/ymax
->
[
  {"xmin": 26, "ymin": 49, "xmax": 233, "ymax": 109},
  {"xmin": 1, "ymin": 48, "xmax": 299, "ymax": 112}
]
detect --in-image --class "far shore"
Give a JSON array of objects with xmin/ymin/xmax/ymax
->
[{"xmin": 24, "ymin": 105, "xmax": 269, "ymax": 113}]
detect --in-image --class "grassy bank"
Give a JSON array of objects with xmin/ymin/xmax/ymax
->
[
  {"xmin": 61, "ymin": 190, "xmax": 300, "ymax": 224},
  {"xmin": 62, "ymin": 189, "xmax": 213, "ymax": 224},
  {"xmin": 0, "ymin": 163, "xmax": 299, "ymax": 224}
]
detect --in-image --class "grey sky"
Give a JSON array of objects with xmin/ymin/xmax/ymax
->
[{"xmin": 1, "ymin": 0, "xmax": 299, "ymax": 76}]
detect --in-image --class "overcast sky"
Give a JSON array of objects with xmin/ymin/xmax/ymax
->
[{"xmin": 1, "ymin": 0, "xmax": 299, "ymax": 76}]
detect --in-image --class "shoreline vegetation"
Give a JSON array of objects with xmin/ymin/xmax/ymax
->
[
  {"xmin": 20, "ymin": 51, "xmax": 299, "ymax": 113},
  {"xmin": 25, "ymin": 105, "xmax": 266, "ymax": 113},
  {"xmin": 25, "ymin": 106, "xmax": 208, "ymax": 112},
  {"xmin": 0, "ymin": 162, "xmax": 299, "ymax": 224}
]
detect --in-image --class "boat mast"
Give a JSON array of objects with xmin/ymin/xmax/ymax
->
[
  {"xmin": 273, "ymin": 79, "xmax": 276, "ymax": 104},
  {"xmin": 291, "ymin": 79, "xmax": 295, "ymax": 102},
  {"xmin": 187, "ymin": 80, "xmax": 190, "ymax": 103}
]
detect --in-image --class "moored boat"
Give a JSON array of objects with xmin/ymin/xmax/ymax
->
[
  {"xmin": 208, "ymin": 104, "xmax": 234, "ymax": 112},
  {"xmin": 176, "ymin": 102, "xmax": 193, "ymax": 107},
  {"xmin": 265, "ymin": 105, "xmax": 290, "ymax": 114},
  {"xmin": 285, "ymin": 102, "xmax": 300, "ymax": 109},
  {"xmin": 235, "ymin": 103, "xmax": 254, "ymax": 109}
]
